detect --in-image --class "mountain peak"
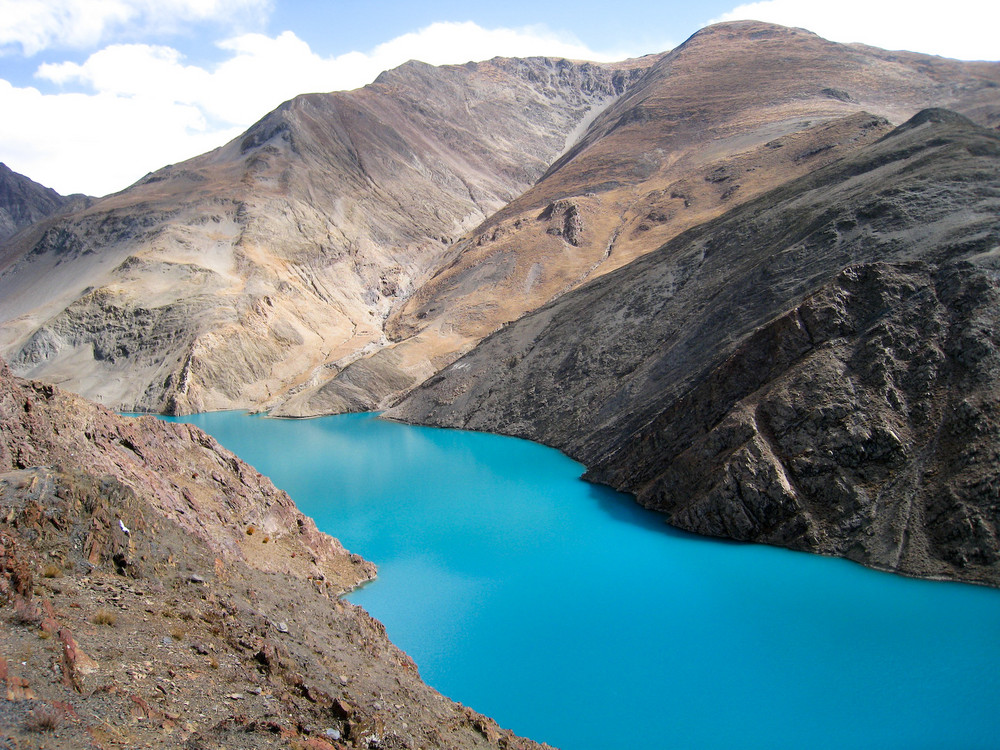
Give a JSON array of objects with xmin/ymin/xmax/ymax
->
[
  {"xmin": 681, "ymin": 19, "xmax": 821, "ymax": 46},
  {"xmin": 884, "ymin": 106, "xmax": 978, "ymax": 138},
  {"xmin": 372, "ymin": 58, "xmax": 441, "ymax": 85}
]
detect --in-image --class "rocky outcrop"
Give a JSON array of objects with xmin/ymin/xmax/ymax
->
[
  {"xmin": 0, "ymin": 357, "xmax": 372, "ymax": 589},
  {"xmin": 0, "ymin": 359, "xmax": 548, "ymax": 749},
  {"xmin": 0, "ymin": 56, "xmax": 651, "ymax": 415},
  {"xmin": 389, "ymin": 109, "xmax": 1000, "ymax": 588}
]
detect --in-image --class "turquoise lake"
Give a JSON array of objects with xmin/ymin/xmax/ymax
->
[{"xmin": 160, "ymin": 410, "xmax": 1000, "ymax": 750}]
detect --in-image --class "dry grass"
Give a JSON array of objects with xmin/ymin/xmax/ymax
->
[
  {"xmin": 24, "ymin": 707, "xmax": 60, "ymax": 733},
  {"xmin": 41, "ymin": 563, "xmax": 62, "ymax": 579},
  {"xmin": 93, "ymin": 608, "xmax": 117, "ymax": 627},
  {"xmin": 169, "ymin": 625, "xmax": 186, "ymax": 641}
]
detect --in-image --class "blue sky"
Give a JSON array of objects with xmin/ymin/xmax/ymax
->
[{"xmin": 1, "ymin": 0, "xmax": 997, "ymax": 197}]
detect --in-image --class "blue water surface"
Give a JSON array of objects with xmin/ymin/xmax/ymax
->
[{"xmin": 159, "ymin": 410, "xmax": 1000, "ymax": 750}]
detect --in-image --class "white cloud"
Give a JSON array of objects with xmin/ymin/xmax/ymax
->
[
  {"xmin": 712, "ymin": 0, "xmax": 999, "ymax": 61},
  {"xmin": 0, "ymin": 0, "xmax": 271, "ymax": 55},
  {"xmin": 0, "ymin": 78, "xmax": 242, "ymax": 196},
  {"xmin": 2, "ymin": 21, "xmax": 622, "ymax": 196}
]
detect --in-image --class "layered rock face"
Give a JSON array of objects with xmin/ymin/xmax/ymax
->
[
  {"xmin": 0, "ymin": 359, "xmax": 547, "ymax": 748},
  {"xmin": 0, "ymin": 56, "xmax": 648, "ymax": 414},
  {"xmin": 390, "ymin": 110, "xmax": 1000, "ymax": 587}
]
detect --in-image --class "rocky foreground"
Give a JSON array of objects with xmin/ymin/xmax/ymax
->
[
  {"xmin": 0, "ymin": 359, "xmax": 545, "ymax": 749},
  {"xmin": 390, "ymin": 109, "xmax": 1000, "ymax": 588}
]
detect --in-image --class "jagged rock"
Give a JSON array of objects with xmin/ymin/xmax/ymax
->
[
  {"xmin": 58, "ymin": 627, "xmax": 99, "ymax": 692},
  {"xmin": 3, "ymin": 659, "xmax": 37, "ymax": 701}
]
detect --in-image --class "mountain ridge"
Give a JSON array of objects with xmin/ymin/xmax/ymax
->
[
  {"xmin": 356, "ymin": 21, "xmax": 1000, "ymax": 417},
  {"xmin": 1, "ymin": 22, "xmax": 998, "ymax": 419},
  {"xmin": 0, "ymin": 54, "xmax": 649, "ymax": 414}
]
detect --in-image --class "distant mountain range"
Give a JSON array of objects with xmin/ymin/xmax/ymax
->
[{"xmin": 0, "ymin": 54, "xmax": 651, "ymax": 414}]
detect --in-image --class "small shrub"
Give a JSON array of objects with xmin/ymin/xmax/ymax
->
[
  {"xmin": 261, "ymin": 535, "xmax": 269, "ymax": 544},
  {"xmin": 93, "ymin": 608, "xmax": 117, "ymax": 627},
  {"xmin": 25, "ymin": 707, "xmax": 60, "ymax": 732},
  {"xmin": 41, "ymin": 564, "xmax": 62, "ymax": 579},
  {"xmin": 245, "ymin": 525, "xmax": 256, "ymax": 536},
  {"xmin": 209, "ymin": 656, "xmax": 219, "ymax": 669},
  {"xmin": 169, "ymin": 625, "xmax": 185, "ymax": 641},
  {"xmin": 38, "ymin": 629, "xmax": 52, "ymax": 640}
]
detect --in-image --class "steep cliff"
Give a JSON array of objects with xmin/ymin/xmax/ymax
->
[
  {"xmin": 390, "ymin": 109, "xmax": 1000, "ymax": 588},
  {"xmin": 0, "ymin": 358, "xmax": 547, "ymax": 748}
]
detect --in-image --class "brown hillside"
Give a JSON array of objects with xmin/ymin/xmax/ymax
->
[{"xmin": 370, "ymin": 23, "xmax": 1000, "ymax": 419}]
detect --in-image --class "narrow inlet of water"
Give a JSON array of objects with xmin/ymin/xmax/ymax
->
[{"xmin": 157, "ymin": 411, "xmax": 1000, "ymax": 750}]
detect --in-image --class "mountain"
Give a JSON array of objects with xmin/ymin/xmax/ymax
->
[
  {"xmin": 389, "ymin": 109, "xmax": 1000, "ymax": 588},
  {"xmin": 0, "ymin": 359, "xmax": 546, "ymax": 748},
  {"xmin": 0, "ymin": 56, "xmax": 650, "ymax": 414},
  {"xmin": 2, "ymin": 22, "xmax": 998, "ymax": 416},
  {"xmin": 0, "ymin": 163, "xmax": 85, "ymax": 244},
  {"xmin": 368, "ymin": 22, "xmax": 1000, "ymax": 417}
]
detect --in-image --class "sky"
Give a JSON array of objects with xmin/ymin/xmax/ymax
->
[{"xmin": 0, "ymin": 0, "xmax": 997, "ymax": 197}]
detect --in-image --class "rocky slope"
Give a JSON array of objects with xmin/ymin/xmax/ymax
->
[
  {"xmin": 0, "ymin": 56, "xmax": 649, "ymax": 414},
  {"xmin": 0, "ymin": 358, "xmax": 546, "ymax": 749},
  {"xmin": 0, "ymin": 163, "xmax": 85, "ymax": 244},
  {"xmin": 372, "ymin": 22, "xmax": 1000, "ymax": 414},
  {"xmin": 389, "ymin": 109, "xmax": 1000, "ymax": 588}
]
